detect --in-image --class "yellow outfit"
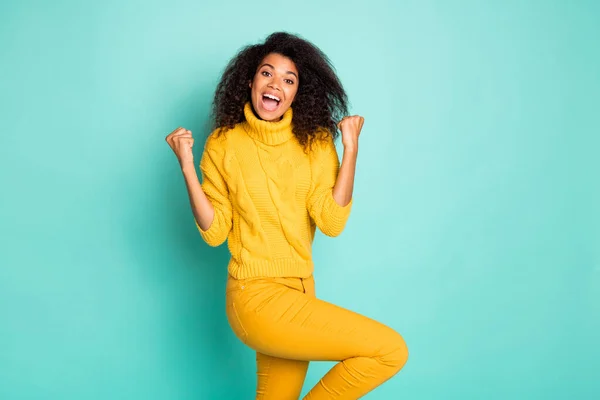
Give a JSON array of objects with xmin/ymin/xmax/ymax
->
[
  {"xmin": 197, "ymin": 102, "xmax": 352, "ymax": 279},
  {"xmin": 197, "ymin": 103, "xmax": 408, "ymax": 399}
]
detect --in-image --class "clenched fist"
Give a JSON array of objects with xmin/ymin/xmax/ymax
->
[
  {"xmin": 165, "ymin": 127, "xmax": 194, "ymax": 168},
  {"xmin": 337, "ymin": 115, "xmax": 364, "ymax": 153}
]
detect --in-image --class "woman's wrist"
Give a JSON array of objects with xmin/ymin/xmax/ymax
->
[
  {"xmin": 342, "ymin": 145, "xmax": 358, "ymax": 162},
  {"xmin": 181, "ymin": 162, "xmax": 197, "ymax": 175},
  {"xmin": 342, "ymin": 145, "xmax": 358, "ymax": 158}
]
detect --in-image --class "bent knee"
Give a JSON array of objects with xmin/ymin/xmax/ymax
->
[{"xmin": 380, "ymin": 330, "xmax": 409, "ymax": 374}]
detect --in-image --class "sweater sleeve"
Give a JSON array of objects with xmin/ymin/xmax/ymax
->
[
  {"xmin": 306, "ymin": 137, "xmax": 353, "ymax": 237},
  {"xmin": 196, "ymin": 136, "xmax": 233, "ymax": 247}
]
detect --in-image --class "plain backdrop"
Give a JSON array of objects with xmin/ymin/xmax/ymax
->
[{"xmin": 1, "ymin": 0, "xmax": 598, "ymax": 399}]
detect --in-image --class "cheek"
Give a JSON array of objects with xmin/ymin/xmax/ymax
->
[
  {"xmin": 287, "ymin": 87, "xmax": 299, "ymax": 103},
  {"xmin": 251, "ymin": 75, "xmax": 263, "ymax": 94}
]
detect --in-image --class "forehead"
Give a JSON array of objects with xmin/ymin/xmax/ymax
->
[{"xmin": 259, "ymin": 53, "xmax": 298, "ymax": 74}]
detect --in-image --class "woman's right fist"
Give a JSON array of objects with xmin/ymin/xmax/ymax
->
[{"xmin": 165, "ymin": 127, "xmax": 194, "ymax": 167}]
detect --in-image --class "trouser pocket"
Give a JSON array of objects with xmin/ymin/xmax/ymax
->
[
  {"xmin": 226, "ymin": 300, "xmax": 248, "ymax": 344},
  {"xmin": 225, "ymin": 277, "xmax": 248, "ymax": 344}
]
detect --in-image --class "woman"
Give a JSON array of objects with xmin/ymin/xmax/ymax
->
[{"xmin": 166, "ymin": 32, "xmax": 408, "ymax": 399}]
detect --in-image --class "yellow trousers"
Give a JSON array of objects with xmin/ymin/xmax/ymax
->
[{"xmin": 225, "ymin": 274, "xmax": 409, "ymax": 399}]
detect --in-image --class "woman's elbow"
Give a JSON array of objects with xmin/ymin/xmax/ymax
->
[{"xmin": 319, "ymin": 222, "xmax": 347, "ymax": 238}]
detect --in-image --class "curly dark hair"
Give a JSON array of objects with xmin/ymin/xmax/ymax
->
[{"xmin": 210, "ymin": 31, "xmax": 349, "ymax": 148}]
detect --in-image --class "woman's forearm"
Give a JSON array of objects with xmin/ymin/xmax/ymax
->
[
  {"xmin": 181, "ymin": 164, "xmax": 215, "ymax": 230},
  {"xmin": 332, "ymin": 147, "xmax": 357, "ymax": 207}
]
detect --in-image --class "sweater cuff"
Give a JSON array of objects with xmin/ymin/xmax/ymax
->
[
  {"xmin": 322, "ymin": 193, "xmax": 353, "ymax": 235},
  {"xmin": 195, "ymin": 218, "xmax": 224, "ymax": 247}
]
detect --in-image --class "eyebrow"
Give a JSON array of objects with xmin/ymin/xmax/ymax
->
[{"xmin": 260, "ymin": 63, "xmax": 298, "ymax": 79}]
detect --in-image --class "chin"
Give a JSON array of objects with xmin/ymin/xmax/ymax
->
[{"xmin": 260, "ymin": 111, "xmax": 285, "ymax": 122}]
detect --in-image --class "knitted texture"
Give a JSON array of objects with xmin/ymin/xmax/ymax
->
[{"xmin": 196, "ymin": 102, "xmax": 352, "ymax": 279}]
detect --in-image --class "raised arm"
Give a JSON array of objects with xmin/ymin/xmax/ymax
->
[
  {"xmin": 332, "ymin": 115, "xmax": 364, "ymax": 206},
  {"xmin": 306, "ymin": 117, "xmax": 364, "ymax": 237},
  {"xmin": 166, "ymin": 128, "xmax": 232, "ymax": 246}
]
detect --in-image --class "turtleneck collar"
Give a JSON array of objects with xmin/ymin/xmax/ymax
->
[{"xmin": 242, "ymin": 102, "xmax": 294, "ymax": 146}]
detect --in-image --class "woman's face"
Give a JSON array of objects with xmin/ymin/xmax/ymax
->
[{"xmin": 249, "ymin": 53, "xmax": 299, "ymax": 121}]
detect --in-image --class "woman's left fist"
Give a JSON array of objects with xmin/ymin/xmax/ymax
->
[{"xmin": 338, "ymin": 115, "xmax": 364, "ymax": 152}]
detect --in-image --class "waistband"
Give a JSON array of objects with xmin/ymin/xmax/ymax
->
[{"xmin": 227, "ymin": 257, "xmax": 314, "ymax": 280}]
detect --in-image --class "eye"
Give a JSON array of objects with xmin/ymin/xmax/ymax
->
[
  {"xmin": 284, "ymin": 79, "xmax": 295, "ymax": 85},
  {"xmin": 261, "ymin": 71, "xmax": 271, "ymax": 77}
]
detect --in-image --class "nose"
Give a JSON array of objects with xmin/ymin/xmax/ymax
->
[{"xmin": 267, "ymin": 80, "xmax": 281, "ymax": 91}]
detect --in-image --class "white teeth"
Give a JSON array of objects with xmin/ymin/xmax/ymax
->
[{"xmin": 263, "ymin": 93, "xmax": 280, "ymax": 102}]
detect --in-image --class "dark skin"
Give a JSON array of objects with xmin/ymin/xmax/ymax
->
[
  {"xmin": 249, "ymin": 53, "xmax": 299, "ymax": 122},
  {"xmin": 165, "ymin": 53, "xmax": 364, "ymax": 230},
  {"xmin": 211, "ymin": 32, "xmax": 352, "ymax": 149}
]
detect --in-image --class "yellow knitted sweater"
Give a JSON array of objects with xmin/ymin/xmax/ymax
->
[{"xmin": 196, "ymin": 102, "xmax": 353, "ymax": 279}]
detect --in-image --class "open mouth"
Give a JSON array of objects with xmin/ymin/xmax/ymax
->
[{"xmin": 261, "ymin": 93, "xmax": 281, "ymax": 112}]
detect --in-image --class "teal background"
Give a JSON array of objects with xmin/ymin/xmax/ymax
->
[{"xmin": 1, "ymin": 0, "xmax": 598, "ymax": 398}]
